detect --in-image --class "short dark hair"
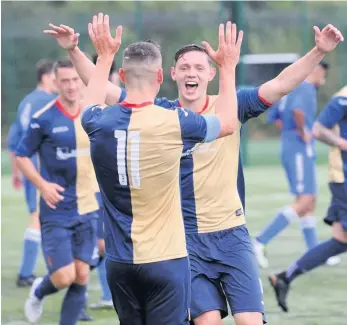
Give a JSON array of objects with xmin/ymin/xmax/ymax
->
[
  {"xmin": 123, "ymin": 41, "xmax": 161, "ymax": 64},
  {"xmin": 53, "ymin": 58, "xmax": 74, "ymax": 74},
  {"xmin": 143, "ymin": 39, "xmax": 161, "ymax": 50},
  {"xmin": 92, "ymin": 54, "xmax": 116, "ymax": 74},
  {"xmin": 319, "ymin": 61, "xmax": 329, "ymax": 70},
  {"xmin": 174, "ymin": 44, "xmax": 208, "ymax": 65},
  {"xmin": 36, "ymin": 59, "xmax": 54, "ymax": 82}
]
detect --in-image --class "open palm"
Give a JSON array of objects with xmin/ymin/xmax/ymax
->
[
  {"xmin": 88, "ymin": 13, "xmax": 122, "ymax": 57},
  {"xmin": 202, "ymin": 21, "xmax": 243, "ymax": 68}
]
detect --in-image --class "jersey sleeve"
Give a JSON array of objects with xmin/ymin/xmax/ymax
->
[
  {"xmin": 237, "ymin": 87, "xmax": 272, "ymax": 124},
  {"xmin": 317, "ymin": 97, "xmax": 347, "ymax": 129},
  {"xmin": 177, "ymin": 107, "xmax": 221, "ymax": 144},
  {"xmin": 266, "ymin": 102, "xmax": 281, "ymax": 124},
  {"xmin": 154, "ymin": 97, "xmax": 177, "ymax": 109},
  {"xmin": 15, "ymin": 117, "xmax": 44, "ymax": 158},
  {"xmin": 81, "ymin": 104, "xmax": 105, "ymax": 135},
  {"xmin": 7, "ymin": 121, "xmax": 22, "ymax": 151}
]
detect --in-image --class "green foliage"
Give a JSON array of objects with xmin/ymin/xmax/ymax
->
[{"xmin": 2, "ymin": 1, "xmax": 347, "ymax": 143}]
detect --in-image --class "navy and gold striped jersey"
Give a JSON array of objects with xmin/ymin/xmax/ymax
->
[
  {"xmin": 16, "ymin": 99, "xmax": 98, "ymax": 224},
  {"xmin": 153, "ymin": 88, "xmax": 270, "ymax": 233},
  {"xmin": 317, "ymin": 86, "xmax": 347, "ymax": 185},
  {"xmin": 81, "ymin": 101, "xmax": 220, "ymax": 264}
]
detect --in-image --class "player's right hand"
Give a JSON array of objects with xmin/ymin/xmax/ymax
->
[
  {"xmin": 88, "ymin": 13, "xmax": 122, "ymax": 57},
  {"xmin": 202, "ymin": 21, "xmax": 243, "ymax": 69},
  {"xmin": 12, "ymin": 174, "xmax": 22, "ymax": 190},
  {"xmin": 44, "ymin": 24, "xmax": 79, "ymax": 51},
  {"xmin": 39, "ymin": 181, "xmax": 65, "ymax": 210}
]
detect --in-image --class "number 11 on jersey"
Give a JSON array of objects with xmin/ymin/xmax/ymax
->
[{"xmin": 114, "ymin": 130, "xmax": 141, "ymax": 188}]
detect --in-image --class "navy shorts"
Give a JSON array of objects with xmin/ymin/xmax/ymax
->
[
  {"xmin": 325, "ymin": 182, "xmax": 347, "ymax": 231},
  {"xmin": 281, "ymin": 145, "xmax": 316, "ymax": 196},
  {"xmin": 186, "ymin": 225, "xmax": 266, "ymax": 322},
  {"xmin": 23, "ymin": 177, "xmax": 37, "ymax": 214},
  {"xmin": 41, "ymin": 214, "xmax": 99, "ymax": 274},
  {"xmin": 106, "ymin": 257, "xmax": 190, "ymax": 325}
]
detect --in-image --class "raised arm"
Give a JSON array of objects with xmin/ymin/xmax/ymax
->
[
  {"xmin": 44, "ymin": 22, "xmax": 122, "ymax": 105},
  {"xmin": 202, "ymin": 22, "xmax": 243, "ymax": 138},
  {"xmin": 81, "ymin": 13, "xmax": 122, "ymax": 109},
  {"xmin": 259, "ymin": 24, "xmax": 344, "ymax": 104}
]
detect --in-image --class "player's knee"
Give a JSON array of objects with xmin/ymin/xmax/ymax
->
[
  {"xmin": 51, "ymin": 264, "xmax": 76, "ymax": 289},
  {"xmin": 194, "ymin": 310, "xmax": 222, "ymax": 325},
  {"xmin": 296, "ymin": 195, "xmax": 315, "ymax": 216},
  {"xmin": 234, "ymin": 312, "xmax": 263, "ymax": 325},
  {"xmin": 75, "ymin": 260, "xmax": 90, "ymax": 285},
  {"xmin": 98, "ymin": 239, "xmax": 105, "ymax": 256},
  {"xmin": 28, "ymin": 211, "xmax": 40, "ymax": 230},
  {"xmin": 332, "ymin": 222, "xmax": 347, "ymax": 243}
]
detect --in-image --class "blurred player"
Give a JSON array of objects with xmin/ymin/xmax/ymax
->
[
  {"xmin": 45, "ymin": 19, "xmax": 344, "ymax": 325},
  {"xmin": 254, "ymin": 62, "xmax": 340, "ymax": 268},
  {"xmin": 7, "ymin": 59, "xmax": 57, "ymax": 287},
  {"xmin": 93, "ymin": 54, "xmax": 120, "ymax": 86},
  {"xmin": 16, "ymin": 58, "xmax": 99, "ymax": 325},
  {"xmin": 80, "ymin": 14, "xmax": 240, "ymax": 325},
  {"xmin": 269, "ymin": 86, "xmax": 347, "ymax": 312}
]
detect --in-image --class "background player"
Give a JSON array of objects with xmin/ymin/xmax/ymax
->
[
  {"xmin": 16, "ymin": 58, "xmax": 99, "ymax": 325},
  {"xmin": 45, "ymin": 19, "xmax": 344, "ymax": 325},
  {"xmin": 254, "ymin": 62, "xmax": 340, "ymax": 268},
  {"xmin": 269, "ymin": 85, "xmax": 347, "ymax": 312},
  {"xmin": 81, "ymin": 14, "xmax": 240, "ymax": 325},
  {"xmin": 92, "ymin": 53, "xmax": 120, "ymax": 86},
  {"xmin": 7, "ymin": 59, "xmax": 57, "ymax": 287}
]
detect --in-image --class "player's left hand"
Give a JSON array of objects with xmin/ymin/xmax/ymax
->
[
  {"xmin": 88, "ymin": 13, "xmax": 122, "ymax": 58},
  {"xmin": 202, "ymin": 21, "xmax": 243, "ymax": 69},
  {"xmin": 314, "ymin": 24, "xmax": 344, "ymax": 53},
  {"xmin": 44, "ymin": 23, "xmax": 79, "ymax": 51}
]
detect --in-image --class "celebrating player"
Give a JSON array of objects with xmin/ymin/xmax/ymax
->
[
  {"xmin": 254, "ymin": 61, "xmax": 340, "ymax": 268},
  {"xmin": 80, "ymin": 14, "xmax": 240, "ymax": 325},
  {"xmin": 269, "ymin": 85, "xmax": 347, "ymax": 312},
  {"xmin": 45, "ymin": 18, "xmax": 344, "ymax": 325},
  {"xmin": 16, "ymin": 58, "xmax": 99, "ymax": 325},
  {"xmin": 7, "ymin": 59, "xmax": 57, "ymax": 287}
]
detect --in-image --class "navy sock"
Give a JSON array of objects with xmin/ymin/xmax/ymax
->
[
  {"xmin": 34, "ymin": 275, "xmax": 59, "ymax": 300},
  {"xmin": 285, "ymin": 238, "xmax": 347, "ymax": 284},
  {"xmin": 60, "ymin": 283, "xmax": 87, "ymax": 325}
]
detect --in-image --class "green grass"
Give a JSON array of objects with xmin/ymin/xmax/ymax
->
[{"xmin": 2, "ymin": 165, "xmax": 346, "ymax": 325}]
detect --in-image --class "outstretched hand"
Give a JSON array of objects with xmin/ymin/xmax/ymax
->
[
  {"xmin": 202, "ymin": 21, "xmax": 243, "ymax": 69},
  {"xmin": 44, "ymin": 23, "xmax": 79, "ymax": 51},
  {"xmin": 88, "ymin": 13, "xmax": 122, "ymax": 57},
  {"xmin": 314, "ymin": 24, "xmax": 344, "ymax": 54}
]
